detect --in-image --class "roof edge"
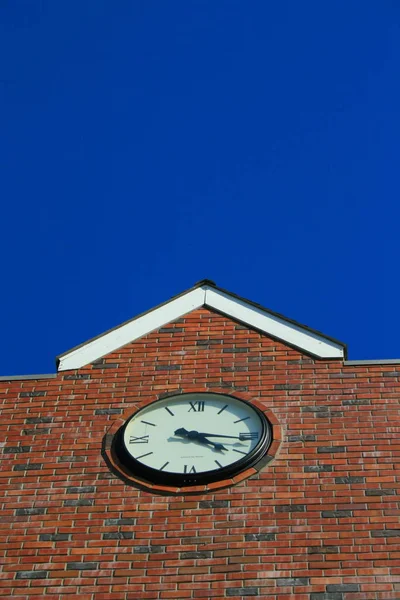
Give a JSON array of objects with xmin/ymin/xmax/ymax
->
[
  {"xmin": 57, "ymin": 281, "xmax": 347, "ymax": 371},
  {"xmin": 56, "ymin": 281, "xmax": 209, "ymax": 363},
  {"xmin": 344, "ymin": 359, "xmax": 400, "ymax": 366},
  {"xmin": 0, "ymin": 373, "xmax": 57, "ymax": 382},
  {"xmin": 205, "ymin": 284, "xmax": 347, "ymax": 353}
]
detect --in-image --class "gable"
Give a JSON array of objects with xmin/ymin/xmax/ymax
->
[{"xmin": 57, "ymin": 281, "xmax": 346, "ymax": 371}]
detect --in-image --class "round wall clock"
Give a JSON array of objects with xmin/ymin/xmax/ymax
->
[{"xmin": 113, "ymin": 392, "xmax": 272, "ymax": 486}]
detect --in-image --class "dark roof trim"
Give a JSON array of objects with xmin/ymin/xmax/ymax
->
[
  {"xmin": 344, "ymin": 359, "xmax": 400, "ymax": 366},
  {"xmin": 0, "ymin": 373, "xmax": 57, "ymax": 382}
]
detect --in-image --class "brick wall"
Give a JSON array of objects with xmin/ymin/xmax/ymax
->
[{"xmin": 1, "ymin": 308, "xmax": 399, "ymax": 599}]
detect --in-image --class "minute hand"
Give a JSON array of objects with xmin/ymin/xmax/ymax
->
[{"xmin": 197, "ymin": 432, "xmax": 255, "ymax": 440}]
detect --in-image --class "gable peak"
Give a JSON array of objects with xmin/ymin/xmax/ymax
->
[{"xmin": 57, "ymin": 282, "xmax": 346, "ymax": 371}]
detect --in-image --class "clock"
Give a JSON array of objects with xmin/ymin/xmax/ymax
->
[{"xmin": 113, "ymin": 392, "xmax": 272, "ymax": 486}]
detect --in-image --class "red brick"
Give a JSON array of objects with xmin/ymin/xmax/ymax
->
[{"xmin": 1, "ymin": 308, "xmax": 399, "ymax": 599}]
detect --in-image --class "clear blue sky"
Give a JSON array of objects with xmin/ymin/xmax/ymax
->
[{"xmin": 1, "ymin": 2, "xmax": 400, "ymax": 375}]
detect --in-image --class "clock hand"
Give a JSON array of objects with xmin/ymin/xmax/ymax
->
[
  {"xmin": 174, "ymin": 427, "xmax": 190, "ymax": 437},
  {"xmin": 196, "ymin": 432, "xmax": 250, "ymax": 440},
  {"xmin": 197, "ymin": 436, "xmax": 227, "ymax": 451},
  {"xmin": 174, "ymin": 428, "xmax": 227, "ymax": 451}
]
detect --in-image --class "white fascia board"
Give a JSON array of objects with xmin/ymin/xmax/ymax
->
[
  {"xmin": 58, "ymin": 284, "xmax": 344, "ymax": 371},
  {"xmin": 58, "ymin": 287, "xmax": 206, "ymax": 371},
  {"xmin": 204, "ymin": 288, "xmax": 344, "ymax": 359}
]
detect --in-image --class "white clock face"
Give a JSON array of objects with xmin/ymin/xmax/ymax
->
[{"xmin": 119, "ymin": 393, "xmax": 267, "ymax": 479}]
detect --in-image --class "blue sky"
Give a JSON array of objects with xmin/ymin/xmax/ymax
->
[{"xmin": 1, "ymin": 1, "xmax": 400, "ymax": 375}]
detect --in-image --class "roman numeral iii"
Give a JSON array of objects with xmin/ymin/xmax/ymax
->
[{"xmin": 239, "ymin": 432, "xmax": 259, "ymax": 440}]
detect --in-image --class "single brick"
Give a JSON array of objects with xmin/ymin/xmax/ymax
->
[
  {"xmin": 3, "ymin": 446, "xmax": 31, "ymax": 454},
  {"xmin": 327, "ymin": 585, "xmax": 360, "ymax": 593},
  {"xmin": 14, "ymin": 463, "xmax": 43, "ymax": 471},
  {"xmin": 221, "ymin": 366, "xmax": 248, "ymax": 372},
  {"xmin": 305, "ymin": 465, "xmax": 333, "ymax": 473},
  {"xmin": 371, "ymin": 530, "xmax": 400, "ymax": 537},
  {"xmin": 16, "ymin": 508, "xmax": 46, "ymax": 516},
  {"xmin": 196, "ymin": 339, "xmax": 223, "ymax": 345},
  {"xmin": 308, "ymin": 546, "xmax": 339, "ymax": 554},
  {"xmin": 15, "ymin": 571, "xmax": 48, "ymax": 580},
  {"xmin": 66, "ymin": 562, "xmax": 98, "ymax": 570},
  {"xmin": 20, "ymin": 391, "xmax": 46, "ymax": 398},
  {"xmin": 58, "ymin": 456, "xmax": 86, "ymax": 463},
  {"xmin": 39, "ymin": 534, "xmax": 70, "ymax": 541},
  {"xmin": 329, "ymin": 373, "xmax": 356, "ymax": 378},
  {"xmin": 226, "ymin": 588, "xmax": 259, "ymax": 596},
  {"xmin": 275, "ymin": 384, "xmax": 301, "ymax": 390},
  {"xmin": 23, "ymin": 428, "xmax": 50, "ymax": 435},
  {"xmin": 102, "ymin": 532, "xmax": 134, "ymax": 540},
  {"xmin": 316, "ymin": 411, "xmax": 343, "ymax": 418},
  {"xmin": 382, "ymin": 371, "xmax": 400, "ymax": 377},
  {"xmin": 64, "ymin": 373, "xmax": 91, "ymax": 380},
  {"xmin": 302, "ymin": 406, "xmax": 330, "ymax": 412},
  {"xmin": 248, "ymin": 356, "xmax": 274, "ymax": 362},
  {"xmin": 365, "ymin": 489, "xmax": 395, "ymax": 496},
  {"xmin": 159, "ymin": 327, "xmax": 184, "ymax": 333},
  {"xmin": 155, "ymin": 364, "xmax": 181, "ymax": 370},
  {"xmin": 133, "ymin": 545, "xmax": 164, "ymax": 553},
  {"xmin": 25, "ymin": 417, "xmax": 52, "ymax": 424},
  {"xmin": 342, "ymin": 399, "xmax": 371, "ymax": 405},
  {"xmin": 64, "ymin": 499, "xmax": 94, "ymax": 507},
  {"xmin": 322, "ymin": 510, "xmax": 352, "ymax": 518},
  {"xmin": 288, "ymin": 434, "xmax": 316, "ymax": 442},
  {"xmin": 92, "ymin": 362, "xmax": 119, "ymax": 369},
  {"xmin": 275, "ymin": 504, "xmax": 306, "ymax": 513},
  {"xmin": 67, "ymin": 486, "xmax": 96, "ymax": 494},
  {"xmin": 317, "ymin": 446, "xmax": 346, "ymax": 453},
  {"xmin": 95, "ymin": 408, "xmax": 122, "ymax": 415},
  {"xmin": 277, "ymin": 578, "xmax": 309, "ymax": 586},
  {"xmin": 244, "ymin": 533, "xmax": 276, "ymax": 541},
  {"xmin": 180, "ymin": 551, "xmax": 213, "ymax": 559},
  {"xmin": 335, "ymin": 476, "xmax": 365, "ymax": 484},
  {"xmin": 104, "ymin": 518, "xmax": 136, "ymax": 526}
]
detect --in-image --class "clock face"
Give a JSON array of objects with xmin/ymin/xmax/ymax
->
[{"xmin": 114, "ymin": 393, "xmax": 272, "ymax": 486}]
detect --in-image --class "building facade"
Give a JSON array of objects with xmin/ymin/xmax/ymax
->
[{"xmin": 1, "ymin": 281, "xmax": 399, "ymax": 600}]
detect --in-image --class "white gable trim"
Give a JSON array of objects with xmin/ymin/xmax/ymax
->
[
  {"xmin": 57, "ymin": 287, "xmax": 206, "ymax": 371},
  {"xmin": 205, "ymin": 288, "xmax": 344, "ymax": 359},
  {"xmin": 57, "ymin": 284, "xmax": 344, "ymax": 371}
]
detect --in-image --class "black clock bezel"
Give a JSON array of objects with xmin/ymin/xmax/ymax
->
[{"xmin": 112, "ymin": 392, "xmax": 273, "ymax": 487}]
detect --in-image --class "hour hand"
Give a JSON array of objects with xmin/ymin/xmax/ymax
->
[
  {"xmin": 174, "ymin": 428, "xmax": 227, "ymax": 451},
  {"xmin": 174, "ymin": 427, "xmax": 190, "ymax": 437}
]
